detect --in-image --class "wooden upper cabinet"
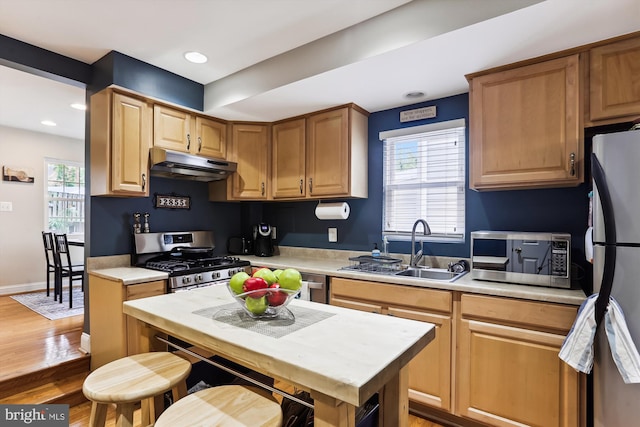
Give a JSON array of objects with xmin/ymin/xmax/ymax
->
[
  {"xmin": 153, "ymin": 104, "xmax": 192, "ymax": 152},
  {"xmin": 306, "ymin": 106, "xmax": 368, "ymax": 198},
  {"xmin": 230, "ymin": 123, "xmax": 270, "ymax": 200},
  {"xmin": 90, "ymin": 89, "xmax": 151, "ymax": 197},
  {"xmin": 194, "ymin": 116, "xmax": 226, "ymax": 158},
  {"xmin": 589, "ymin": 36, "xmax": 640, "ymax": 122},
  {"xmin": 272, "ymin": 118, "xmax": 306, "ymax": 199},
  {"xmin": 469, "ymin": 54, "xmax": 583, "ymax": 190}
]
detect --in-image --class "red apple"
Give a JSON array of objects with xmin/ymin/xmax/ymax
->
[
  {"xmin": 242, "ymin": 277, "xmax": 269, "ymax": 297},
  {"xmin": 267, "ymin": 283, "xmax": 288, "ymax": 306}
]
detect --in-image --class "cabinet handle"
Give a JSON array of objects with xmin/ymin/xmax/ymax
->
[
  {"xmin": 309, "ymin": 177, "xmax": 313, "ymax": 194},
  {"xmin": 187, "ymin": 133, "xmax": 191, "ymax": 151},
  {"xmin": 142, "ymin": 173, "xmax": 146, "ymax": 192},
  {"xmin": 299, "ymin": 179, "xmax": 303, "ymax": 194},
  {"xmin": 198, "ymin": 136, "xmax": 202, "ymax": 152},
  {"xmin": 569, "ymin": 152, "xmax": 576, "ymax": 176},
  {"xmin": 261, "ymin": 182, "xmax": 265, "ymax": 196}
]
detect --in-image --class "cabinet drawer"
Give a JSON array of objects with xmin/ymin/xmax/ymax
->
[
  {"xmin": 461, "ymin": 293, "xmax": 578, "ymax": 333},
  {"xmin": 330, "ymin": 277, "xmax": 451, "ymax": 314},
  {"xmin": 125, "ymin": 280, "xmax": 166, "ymax": 300}
]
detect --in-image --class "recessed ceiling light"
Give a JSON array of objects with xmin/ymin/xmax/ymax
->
[
  {"xmin": 184, "ymin": 51, "xmax": 208, "ymax": 64},
  {"xmin": 41, "ymin": 120, "xmax": 57, "ymax": 127},
  {"xmin": 70, "ymin": 103, "xmax": 87, "ymax": 111},
  {"xmin": 405, "ymin": 91, "xmax": 426, "ymax": 99}
]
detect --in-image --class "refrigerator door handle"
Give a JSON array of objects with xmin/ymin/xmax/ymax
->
[{"xmin": 592, "ymin": 153, "xmax": 617, "ymax": 328}]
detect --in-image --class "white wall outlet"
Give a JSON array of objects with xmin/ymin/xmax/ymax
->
[
  {"xmin": 0, "ymin": 201, "xmax": 12, "ymax": 212},
  {"xmin": 328, "ymin": 227, "xmax": 338, "ymax": 242}
]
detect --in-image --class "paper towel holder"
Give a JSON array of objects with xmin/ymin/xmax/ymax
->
[{"xmin": 315, "ymin": 201, "xmax": 350, "ymax": 220}]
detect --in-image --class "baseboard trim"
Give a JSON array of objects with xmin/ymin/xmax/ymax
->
[
  {"xmin": 0, "ymin": 281, "xmax": 47, "ymax": 296},
  {"xmin": 80, "ymin": 332, "xmax": 91, "ymax": 355}
]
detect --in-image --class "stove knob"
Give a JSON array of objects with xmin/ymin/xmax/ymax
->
[
  {"xmin": 196, "ymin": 274, "xmax": 203, "ymax": 283},
  {"xmin": 182, "ymin": 277, "xmax": 191, "ymax": 284},
  {"xmin": 215, "ymin": 272, "xmax": 221, "ymax": 279}
]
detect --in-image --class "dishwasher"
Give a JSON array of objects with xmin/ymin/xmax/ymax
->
[{"xmin": 299, "ymin": 271, "xmax": 328, "ymax": 304}]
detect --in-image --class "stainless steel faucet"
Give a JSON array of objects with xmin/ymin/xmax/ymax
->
[{"xmin": 410, "ymin": 219, "xmax": 431, "ymax": 267}]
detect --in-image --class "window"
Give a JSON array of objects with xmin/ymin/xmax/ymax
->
[
  {"xmin": 45, "ymin": 159, "xmax": 85, "ymax": 236},
  {"xmin": 380, "ymin": 118, "xmax": 465, "ymax": 242}
]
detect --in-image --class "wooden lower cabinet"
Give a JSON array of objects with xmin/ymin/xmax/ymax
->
[
  {"xmin": 89, "ymin": 274, "xmax": 165, "ymax": 370},
  {"xmin": 330, "ymin": 277, "xmax": 453, "ymax": 412},
  {"xmin": 457, "ymin": 294, "xmax": 584, "ymax": 427},
  {"xmin": 329, "ymin": 277, "xmax": 585, "ymax": 427}
]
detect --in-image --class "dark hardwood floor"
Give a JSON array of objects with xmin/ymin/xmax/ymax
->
[{"xmin": 1, "ymin": 292, "xmax": 445, "ymax": 427}]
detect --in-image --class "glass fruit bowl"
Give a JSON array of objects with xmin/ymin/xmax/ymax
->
[{"xmin": 226, "ymin": 283, "xmax": 300, "ymax": 319}]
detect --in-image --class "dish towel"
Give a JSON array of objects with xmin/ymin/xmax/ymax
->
[{"xmin": 559, "ymin": 293, "xmax": 640, "ymax": 384}]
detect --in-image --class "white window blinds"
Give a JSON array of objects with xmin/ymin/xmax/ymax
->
[{"xmin": 381, "ymin": 119, "xmax": 465, "ymax": 242}]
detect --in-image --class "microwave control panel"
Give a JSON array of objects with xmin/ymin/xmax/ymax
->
[{"xmin": 551, "ymin": 240, "xmax": 569, "ymax": 277}]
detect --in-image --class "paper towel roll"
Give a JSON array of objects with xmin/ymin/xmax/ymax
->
[{"xmin": 315, "ymin": 202, "xmax": 350, "ymax": 220}]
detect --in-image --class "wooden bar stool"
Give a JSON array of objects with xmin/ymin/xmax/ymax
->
[
  {"xmin": 154, "ymin": 384, "xmax": 283, "ymax": 427},
  {"xmin": 82, "ymin": 352, "xmax": 192, "ymax": 427}
]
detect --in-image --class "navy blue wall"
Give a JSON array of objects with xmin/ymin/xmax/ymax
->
[{"xmin": 262, "ymin": 93, "xmax": 594, "ymax": 289}]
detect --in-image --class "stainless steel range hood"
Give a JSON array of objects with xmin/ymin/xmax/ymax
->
[{"xmin": 149, "ymin": 147, "xmax": 236, "ymax": 182}]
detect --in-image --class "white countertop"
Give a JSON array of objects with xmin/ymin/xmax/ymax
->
[
  {"xmin": 123, "ymin": 285, "xmax": 434, "ymax": 408},
  {"xmin": 89, "ymin": 267, "xmax": 168, "ymax": 285}
]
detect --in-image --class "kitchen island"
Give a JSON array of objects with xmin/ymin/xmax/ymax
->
[{"xmin": 123, "ymin": 285, "xmax": 435, "ymax": 427}]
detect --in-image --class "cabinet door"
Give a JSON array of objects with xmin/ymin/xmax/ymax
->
[
  {"xmin": 469, "ymin": 54, "xmax": 583, "ymax": 190},
  {"xmin": 154, "ymin": 105, "xmax": 192, "ymax": 152},
  {"xmin": 458, "ymin": 294, "xmax": 583, "ymax": 427},
  {"xmin": 195, "ymin": 116, "xmax": 227, "ymax": 159},
  {"xmin": 590, "ymin": 36, "xmax": 640, "ymax": 121},
  {"xmin": 272, "ymin": 118, "xmax": 306, "ymax": 199},
  {"xmin": 307, "ymin": 108, "xmax": 350, "ymax": 197},
  {"xmin": 230, "ymin": 124, "xmax": 270, "ymax": 199},
  {"xmin": 125, "ymin": 281, "xmax": 166, "ymax": 356},
  {"xmin": 111, "ymin": 92, "xmax": 151, "ymax": 195},
  {"xmin": 388, "ymin": 306, "xmax": 452, "ymax": 412}
]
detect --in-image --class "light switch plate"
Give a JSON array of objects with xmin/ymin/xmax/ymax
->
[
  {"xmin": 0, "ymin": 201, "xmax": 12, "ymax": 212},
  {"xmin": 328, "ymin": 227, "xmax": 338, "ymax": 242}
]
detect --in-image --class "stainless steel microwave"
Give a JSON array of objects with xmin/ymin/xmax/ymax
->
[{"xmin": 470, "ymin": 231, "xmax": 571, "ymax": 288}]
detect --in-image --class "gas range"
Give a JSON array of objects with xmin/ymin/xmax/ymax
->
[{"xmin": 133, "ymin": 231, "xmax": 250, "ymax": 292}]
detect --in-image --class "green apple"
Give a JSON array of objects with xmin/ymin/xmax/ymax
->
[
  {"xmin": 278, "ymin": 268, "xmax": 302, "ymax": 291},
  {"xmin": 272, "ymin": 269, "xmax": 284, "ymax": 280},
  {"xmin": 245, "ymin": 296, "xmax": 268, "ymax": 315},
  {"xmin": 252, "ymin": 267, "xmax": 277, "ymax": 285},
  {"xmin": 229, "ymin": 271, "xmax": 250, "ymax": 295}
]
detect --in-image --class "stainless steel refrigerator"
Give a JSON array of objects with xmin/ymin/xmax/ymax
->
[{"xmin": 592, "ymin": 129, "xmax": 640, "ymax": 426}]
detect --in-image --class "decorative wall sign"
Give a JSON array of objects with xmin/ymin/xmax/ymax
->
[
  {"xmin": 400, "ymin": 105, "xmax": 437, "ymax": 122},
  {"xmin": 153, "ymin": 193, "xmax": 191, "ymax": 209},
  {"xmin": 2, "ymin": 166, "xmax": 34, "ymax": 183}
]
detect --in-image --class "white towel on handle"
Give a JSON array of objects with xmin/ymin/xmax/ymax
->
[{"xmin": 559, "ymin": 293, "xmax": 640, "ymax": 384}]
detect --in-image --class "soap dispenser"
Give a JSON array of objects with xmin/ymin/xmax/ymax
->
[{"xmin": 372, "ymin": 243, "xmax": 381, "ymax": 257}]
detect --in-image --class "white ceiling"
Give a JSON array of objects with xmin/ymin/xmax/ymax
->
[{"xmin": 0, "ymin": 0, "xmax": 639, "ymax": 140}]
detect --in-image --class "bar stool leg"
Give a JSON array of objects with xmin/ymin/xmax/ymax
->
[
  {"xmin": 115, "ymin": 403, "xmax": 135, "ymax": 427},
  {"xmin": 88, "ymin": 402, "xmax": 108, "ymax": 427},
  {"xmin": 140, "ymin": 397, "xmax": 154, "ymax": 426}
]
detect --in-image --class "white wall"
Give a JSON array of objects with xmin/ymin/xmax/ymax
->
[{"xmin": 0, "ymin": 125, "xmax": 84, "ymax": 294}]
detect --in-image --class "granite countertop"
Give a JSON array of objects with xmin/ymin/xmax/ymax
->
[{"xmin": 238, "ymin": 248, "xmax": 587, "ymax": 306}]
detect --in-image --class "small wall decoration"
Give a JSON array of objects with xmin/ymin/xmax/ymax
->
[
  {"xmin": 154, "ymin": 193, "xmax": 191, "ymax": 209},
  {"xmin": 2, "ymin": 166, "xmax": 34, "ymax": 183}
]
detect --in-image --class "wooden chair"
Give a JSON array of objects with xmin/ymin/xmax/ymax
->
[
  {"xmin": 53, "ymin": 233, "xmax": 84, "ymax": 307},
  {"xmin": 41, "ymin": 231, "xmax": 58, "ymax": 298},
  {"xmin": 82, "ymin": 352, "xmax": 192, "ymax": 427},
  {"xmin": 154, "ymin": 384, "xmax": 283, "ymax": 427}
]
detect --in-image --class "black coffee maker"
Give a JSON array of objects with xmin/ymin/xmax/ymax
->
[{"xmin": 253, "ymin": 223, "xmax": 275, "ymax": 257}]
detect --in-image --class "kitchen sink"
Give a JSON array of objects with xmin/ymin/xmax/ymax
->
[{"xmin": 395, "ymin": 267, "xmax": 467, "ymax": 282}]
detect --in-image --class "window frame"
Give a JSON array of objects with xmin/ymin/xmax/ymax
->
[
  {"xmin": 44, "ymin": 158, "xmax": 85, "ymax": 238},
  {"xmin": 380, "ymin": 118, "xmax": 466, "ymax": 243}
]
